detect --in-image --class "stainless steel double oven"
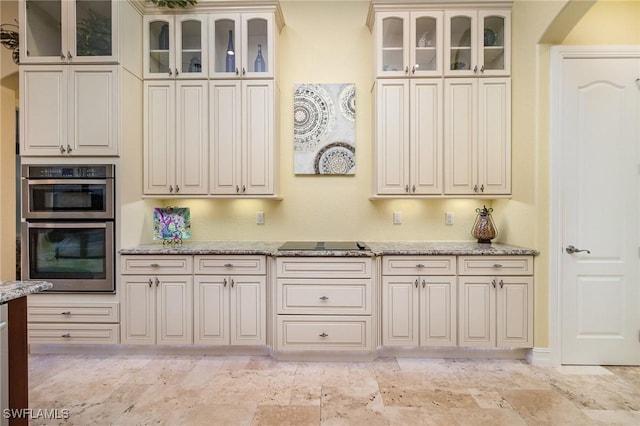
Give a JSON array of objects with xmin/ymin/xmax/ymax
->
[{"xmin": 21, "ymin": 165, "xmax": 115, "ymax": 293}]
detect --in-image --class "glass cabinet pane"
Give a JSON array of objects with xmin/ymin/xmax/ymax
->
[
  {"xmin": 483, "ymin": 15, "xmax": 505, "ymax": 71},
  {"xmin": 148, "ymin": 20, "xmax": 171, "ymax": 74},
  {"xmin": 181, "ymin": 20, "xmax": 202, "ymax": 74},
  {"xmin": 214, "ymin": 18, "xmax": 237, "ymax": 74},
  {"xmin": 449, "ymin": 16, "xmax": 471, "ymax": 71},
  {"xmin": 247, "ymin": 18, "xmax": 268, "ymax": 73},
  {"xmin": 25, "ymin": 0, "xmax": 62, "ymax": 58},
  {"xmin": 414, "ymin": 17, "xmax": 437, "ymax": 72},
  {"xmin": 382, "ymin": 17, "xmax": 403, "ymax": 72},
  {"xmin": 75, "ymin": 0, "xmax": 112, "ymax": 57}
]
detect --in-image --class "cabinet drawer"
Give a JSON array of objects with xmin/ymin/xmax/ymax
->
[
  {"xmin": 120, "ymin": 255, "xmax": 193, "ymax": 274},
  {"xmin": 457, "ymin": 256, "xmax": 533, "ymax": 275},
  {"xmin": 276, "ymin": 258, "xmax": 372, "ymax": 278},
  {"xmin": 194, "ymin": 255, "xmax": 266, "ymax": 275},
  {"xmin": 277, "ymin": 279, "xmax": 372, "ymax": 315},
  {"xmin": 277, "ymin": 316, "xmax": 371, "ymax": 350},
  {"xmin": 29, "ymin": 324, "xmax": 120, "ymax": 344},
  {"xmin": 28, "ymin": 302, "xmax": 119, "ymax": 323},
  {"xmin": 382, "ymin": 256, "xmax": 456, "ymax": 275}
]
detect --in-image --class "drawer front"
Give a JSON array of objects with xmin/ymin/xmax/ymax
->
[
  {"xmin": 194, "ymin": 255, "xmax": 266, "ymax": 275},
  {"xmin": 277, "ymin": 316, "xmax": 371, "ymax": 350},
  {"xmin": 277, "ymin": 279, "xmax": 372, "ymax": 315},
  {"xmin": 276, "ymin": 258, "xmax": 372, "ymax": 278},
  {"xmin": 28, "ymin": 302, "xmax": 119, "ymax": 323},
  {"xmin": 382, "ymin": 256, "xmax": 456, "ymax": 276},
  {"xmin": 120, "ymin": 255, "xmax": 193, "ymax": 275},
  {"xmin": 457, "ymin": 256, "xmax": 533, "ymax": 276},
  {"xmin": 29, "ymin": 324, "xmax": 120, "ymax": 344}
]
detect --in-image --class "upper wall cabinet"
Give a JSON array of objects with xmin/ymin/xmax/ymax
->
[
  {"xmin": 20, "ymin": 0, "xmax": 118, "ymax": 64},
  {"xmin": 143, "ymin": 14, "xmax": 208, "ymax": 79},
  {"xmin": 209, "ymin": 13, "xmax": 275, "ymax": 79},
  {"xmin": 444, "ymin": 9, "xmax": 510, "ymax": 76}
]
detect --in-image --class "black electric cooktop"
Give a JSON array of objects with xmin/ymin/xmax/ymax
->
[{"xmin": 278, "ymin": 241, "xmax": 370, "ymax": 251}]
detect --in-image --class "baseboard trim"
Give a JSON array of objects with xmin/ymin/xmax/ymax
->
[
  {"xmin": 29, "ymin": 344, "xmax": 270, "ymax": 356},
  {"xmin": 527, "ymin": 347, "xmax": 555, "ymax": 366},
  {"xmin": 378, "ymin": 346, "xmax": 528, "ymax": 360}
]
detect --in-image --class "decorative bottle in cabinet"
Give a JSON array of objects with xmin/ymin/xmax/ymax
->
[
  {"xmin": 225, "ymin": 30, "xmax": 235, "ymax": 72},
  {"xmin": 254, "ymin": 44, "xmax": 265, "ymax": 72}
]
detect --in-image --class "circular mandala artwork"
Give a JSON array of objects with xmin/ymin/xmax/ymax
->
[
  {"xmin": 314, "ymin": 142, "xmax": 355, "ymax": 174},
  {"xmin": 294, "ymin": 84, "xmax": 335, "ymax": 151},
  {"xmin": 339, "ymin": 84, "xmax": 356, "ymax": 122}
]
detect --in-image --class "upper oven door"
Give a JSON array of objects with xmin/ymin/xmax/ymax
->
[{"xmin": 22, "ymin": 178, "xmax": 114, "ymax": 219}]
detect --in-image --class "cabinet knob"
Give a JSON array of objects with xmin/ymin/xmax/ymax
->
[
  {"xmin": 242, "ymin": 67, "xmax": 246, "ymax": 76},
  {"xmin": 61, "ymin": 333, "xmax": 71, "ymax": 338},
  {"xmin": 493, "ymin": 264, "xmax": 503, "ymax": 268},
  {"xmin": 422, "ymin": 279, "xmax": 426, "ymax": 288},
  {"xmin": 231, "ymin": 279, "xmax": 235, "ymax": 288},
  {"xmin": 473, "ymin": 65, "xmax": 478, "ymax": 73},
  {"xmin": 155, "ymin": 277, "xmax": 160, "ymax": 287},
  {"xmin": 148, "ymin": 279, "xmax": 153, "ymax": 287},
  {"xmin": 319, "ymin": 296, "xmax": 329, "ymax": 301},
  {"xmin": 416, "ymin": 264, "xmax": 425, "ymax": 268},
  {"xmin": 412, "ymin": 185, "xmax": 416, "ymax": 193},
  {"xmin": 242, "ymin": 185, "xmax": 246, "ymax": 193},
  {"xmin": 67, "ymin": 51, "xmax": 73, "ymax": 61},
  {"xmin": 473, "ymin": 184, "xmax": 478, "ymax": 193},
  {"xmin": 235, "ymin": 67, "xmax": 239, "ymax": 76},
  {"xmin": 236, "ymin": 185, "xmax": 240, "ymax": 193},
  {"xmin": 224, "ymin": 263, "xmax": 233, "ymax": 268},
  {"xmin": 150, "ymin": 263, "xmax": 160, "ymax": 268},
  {"xmin": 175, "ymin": 68, "xmax": 179, "ymax": 76},
  {"xmin": 404, "ymin": 66, "xmax": 409, "ymax": 74},
  {"xmin": 175, "ymin": 185, "xmax": 180, "ymax": 193},
  {"xmin": 411, "ymin": 65, "xmax": 416, "ymax": 74},
  {"xmin": 60, "ymin": 51, "xmax": 66, "ymax": 61},
  {"xmin": 319, "ymin": 332, "xmax": 328, "ymax": 338},
  {"xmin": 415, "ymin": 279, "xmax": 419, "ymax": 288},
  {"xmin": 223, "ymin": 278, "xmax": 227, "ymax": 287},
  {"xmin": 59, "ymin": 145, "xmax": 66, "ymax": 154},
  {"xmin": 168, "ymin": 68, "xmax": 173, "ymax": 76},
  {"xmin": 491, "ymin": 279, "xmax": 497, "ymax": 288},
  {"xmin": 499, "ymin": 279, "xmax": 504, "ymax": 289},
  {"xmin": 169, "ymin": 185, "xmax": 174, "ymax": 193},
  {"xmin": 66, "ymin": 144, "xmax": 72, "ymax": 154},
  {"xmin": 61, "ymin": 311, "xmax": 71, "ymax": 316},
  {"xmin": 405, "ymin": 184, "xmax": 409, "ymax": 193},
  {"xmin": 480, "ymin": 184, "xmax": 484, "ymax": 193}
]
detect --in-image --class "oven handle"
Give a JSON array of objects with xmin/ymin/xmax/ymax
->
[
  {"xmin": 25, "ymin": 222, "xmax": 109, "ymax": 229},
  {"xmin": 25, "ymin": 178, "xmax": 111, "ymax": 185}
]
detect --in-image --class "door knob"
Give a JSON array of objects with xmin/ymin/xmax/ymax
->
[{"xmin": 566, "ymin": 245, "xmax": 591, "ymax": 254}]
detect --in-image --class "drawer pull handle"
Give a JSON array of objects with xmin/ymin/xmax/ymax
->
[
  {"xmin": 61, "ymin": 311, "xmax": 71, "ymax": 315},
  {"xmin": 61, "ymin": 333, "xmax": 71, "ymax": 338},
  {"xmin": 416, "ymin": 264, "xmax": 425, "ymax": 268},
  {"xmin": 499, "ymin": 279, "xmax": 504, "ymax": 289},
  {"xmin": 492, "ymin": 279, "xmax": 497, "ymax": 289},
  {"xmin": 415, "ymin": 279, "xmax": 419, "ymax": 288},
  {"xmin": 148, "ymin": 279, "xmax": 153, "ymax": 287},
  {"xmin": 493, "ymin": 264, "xmax": 503, "ymax": 268},
  {"xmin": 223, "ymin": 278, "xmax": 227, "ymax": 288},
  {"xmin": 422, "ymin": 279, "xmax": 426, "ymax": 288},
  {"xmin": 224, "ymin": 263, "xmax": 233, "ymax": 268},
  {"xmin": 150, "ymin": 263, "xmax": 160, "ymax": 268},
  {"xmin": 231, "ymin": 279, "xmax": 235, "ymax": 288},
  {"xmin": 319, "ymin": 332, "xmax": 328, "ymax": 338},
  {"xmin": 155, "ymin": 277, "xmax": 160, "ymax": 287},
  {"xmin": 319, "ymin": 296, "xmax": 329, "ymax": 301}
]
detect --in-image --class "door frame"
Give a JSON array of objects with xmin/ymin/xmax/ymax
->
[{"xmin": 549, "ymin": 45, "xmax": 640, "ymax": 366}]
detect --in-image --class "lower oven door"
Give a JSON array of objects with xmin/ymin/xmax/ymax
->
[{"xmin": 22, "ymin": 221, "xmax": 115, "ymax": 293}]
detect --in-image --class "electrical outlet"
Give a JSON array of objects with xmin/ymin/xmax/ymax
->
[
  {"xmin": 256, "ymin": 211, "xmax": 265, "ymax": 225},
  {"xmin": 445, "ymin": 211, "xmax": 454, "ymax": 225},
  {"xmin": 393, "ymin": 211, "xmax": 402, "ymax": 225}
]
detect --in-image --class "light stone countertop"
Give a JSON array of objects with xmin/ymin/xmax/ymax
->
[
  {"xmin": 120, "ymin": 241, "xmax": 539, "ymax": 257},
  {"xmin": 0, "ymin": 281, "xmax": 53, "ymax": 304}
]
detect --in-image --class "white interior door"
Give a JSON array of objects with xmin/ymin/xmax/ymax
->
[{"xmin": 558, "ymin": 48, "xmax": 640, "ymax": 365}]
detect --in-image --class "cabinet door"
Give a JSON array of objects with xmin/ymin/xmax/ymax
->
[
  {"xmin": 144, "ymin": 81, "xmax": 176, "ymax": 194},
  {"xmin": 241, "ymin": 13, "xmax": 274, "ymax": 79},
  {"xmin": 72, "ymin": 0, "xmax": 118, "ymax": 63},
  {"xmin": 20, "ymin": 0, "xmax": 65, "ymax": 64},
  {"xmin": 231, "ymin": 276, "xmax": 266, "ymax": 345},
  {"xmin": 210, "ymin": 14, "xmax": 242, "ymax": 78},
  {"xmin": 382, "ymin": 276, "xmax": 418, "ymax": 346},
  {"xmin": 478, "ymin": 10, "xmax": 510, "ymax": 76},
  {"xmin": 375, "ymin": 80, "xmax": 410, "ymax": 195},
  {"xmin": 375, "ymin": 12, "xmax": 409, "ymax": 77},
  {"xmin": 210, "ymin": 80, "xmax": 241, "ymax": 194},
  {"xmin": 497, "ymin": 277, "xmax": 533, "ymax": 348},
  {"xmin": 176, "ymin": 14, "xmax": 207, "ymax": 78},
  {"xmin": 444, "ymin": 10, "xmax": 477, "ymax": 76},
  {"xmin": 419, "ymin": 276, "xmax": 456, "ymax": 346},
  {"xmin": 144, "ymin": 16, "xmax": 174, "ymax": 79},
  {"xmin": 410, "ymin": 12, "xmax": 443, "ymax": 77},
  {"xmin": 458, "ymin": 277, "xmax": 495, "ymax": 347},
  {"xmin": 243, "ymin": 80, "xmax": 274, "ymax": 195},
  {"xmin": 121, "ymin": 276, "xmax": 155, "ymax": 345},
  {"xmin": 176, "ymin": 81, "xmax": 209, "ymax": 195},
  {"xmin": 478, "ymin": 78, "xmax": 511, "ymax": 195},
  {"xmin": 411, "ymin": 79, "xmax": 443, "ymax": 194},
  {"xmin": 20, "ymin": 66, "xmax": 67, "ymax": 155},
  {"xmin": 157, "ymin": 276, "xmax": 193, "ymax": 344},
  {"xmin": 70, "ymin": 65, "xmax": 119, "ymax": 155},
  {"xmin": 193, "ymin": 276, "xmax": 230, "ymax": 345}
]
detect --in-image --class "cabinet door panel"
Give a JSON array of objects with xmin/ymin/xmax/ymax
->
[
  {"xmin": 243, "ymin": 80, "xmax": 274, "ymax": 195},
  {"xmin": 194, "ymin": 277, "xmax": 229, "ymax": 345},
  {"xmin": 375, "ymin": 12, "xmax": 409, "ymax": 77},
  {"xmin": 231, "ymin": 276, "xmax": 266, "ymax": 345},
  {"xmin": 157, "ymin": 276, "xmax": 193, "ymax": 344},
  {"xmin": 458, "ymin": 277, "xmax": 495, "ymax": 347},
  {"xmin": 176, "ymin": 81, "xmax": 208, "ymax": 194},
  {"xmin": 420, "ymin": 277, "xmax": 456, "ymax": 346},
  {"xmin": 122, "ymin": 277, "xmax": 155, "ymax": 345},
  {"xmin": 444, "ymin": 78, "xmax": 476, "ymax": 194},
  {"xmin": 210, "ymin": 80, "xmax": 241, "ymax": 194},
  {"xmin": 497, "ymin": 277, "xmax": 533, "ymax": 347},
  {"xmin": 411, "ymin": 79, "xmax": 442, "ymax": 194},
  {"xmin": 382, "ymin": 276, "xmax": 418, "ymax": 346},
  {"xmin": 144, "ymin": 81, "xmax": 176, "ymax": 194}
]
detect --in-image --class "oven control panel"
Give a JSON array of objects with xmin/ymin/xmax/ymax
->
[{"xmin": 23, "ymin": 165, "xmax": 114, "ymax": 179}]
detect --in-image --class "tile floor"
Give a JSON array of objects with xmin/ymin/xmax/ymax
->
[{"xmin": 28, "ymin": 354, "xmax": 640, "ymax": 425}]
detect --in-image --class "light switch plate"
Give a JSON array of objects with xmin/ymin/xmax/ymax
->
[
  {"xmin": 445, "ymin": 212, "xmax": 454, "ymax": 225},
  {"xmin": 393, "ymin": 211, "xmax": 402, "ymax": 225},
  {"xmin": 256, "ymin": 212, "xmax": 265, "ymax": 225}
]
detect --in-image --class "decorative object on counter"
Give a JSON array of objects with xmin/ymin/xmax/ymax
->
[
  {"xmin": 254, "ymin": 44, "xmax": 265, "ymax": 72},
  {"xmin": 158, "ymin": 24, "xmax": 169, "ymax": 50},
  {"xmin": 150, "ymin": 0, "xmax": 197, "ymax": 8},
  {"xmin": 153, "ymin": 207, "xmax": 191, "ymax": 245},
  {"xmin": 225, "ymin": 29, "xmax": 235, "ymax": 72},
  {"xmin": 0, "ymin": 22, "xmax": 19, "ymax": 64},
  {"xmin": 472, "ymin": 205, "xmax": 497, "ymax": 243},
  {"xmin": 294, "ymin": 83, "xmax": 356, "ymax": 175}
]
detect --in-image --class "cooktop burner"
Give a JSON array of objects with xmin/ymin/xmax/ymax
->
[{"xmin": 278, "ymin": 241, "xmax": 370, "ymax": 251}]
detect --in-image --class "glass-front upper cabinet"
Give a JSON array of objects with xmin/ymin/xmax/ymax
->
[
  {"xmin": 210, "ymin": 13, "xmax": 274, "ymax": 79},
  {"xmin": 144, "ymin": 15, "xmax": 207, "ymax": 79},
  {"xmin": 20, "ymin": 0, "xmax": 118, "ymax": 64},
  {"xmin": 375, "ymin": 12, "xmax": 442, "ymax": 78},
  {"xmin": 445, "ymin": 10, "xmax": 510, "ymax": 76}
]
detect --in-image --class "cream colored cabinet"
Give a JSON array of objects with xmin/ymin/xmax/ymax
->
[
  {"xmin": 20, "ymin": 0, "xmax": 118, "ymax": 64},
  {"xmin": 20, "ymin": 65, "xmax": 119, "ymax": 156},
  {"xmin": 457, "ymin": 256, "xmax": 533, "ymax": 348},
  {"xmin": 144, "ymin": 80, "xmax": 209, "ymax": 195},
  {"xmin": 209, "ymin": 13, "xmax": 275, "ymax": 79},
  {"xmin": 209, "ymin": 80, "xmax": 275, "ymax": 196},
  {"xmin": 374, "ymin": 11, "xmax": 443, "ymax": 78},
  {"xmin": 193, "ymin": 255, "xmax": 266, "ymax": 345},
  {"xmin": 444, "ymin": 9, "xmax": 510, "ymax": 76},
  {"xmin": 121, "ymin": 256, "xmax": 193, "ymax": 345},
  {"xmin": 444, "ymin": 78, "xmax": 511, "ymax": 195},
  {"xmin": 374, "ymin": 79, "xmax": 442, "ymax": 195},
  {"xmin": 143, "ymin": 14, "xmax": 208, "ymax": 79},
  {"xmin": 382, "ymin": 256, "xmax": 457, "ymax": 346}
]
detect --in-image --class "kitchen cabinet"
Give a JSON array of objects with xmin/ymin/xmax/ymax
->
[
  {"xmin": 143, "ymin": 14, "xmax": 208, "ymax": 79},
  {"xmin": 144, "ymin": 80, "xmax": 209, "ymax": 195},
  {"xmin": 457, "ymin": 256, "xmax": 533, "ymax": 347},
  {"xmin": 382, "ymin": 256, "xmax": 457, "ymax": 346},
  {"xmin": 210, "ymin": 13, "xmax": 275, "ymax": 79},
  {"xmin": 19, "ymin": 0, "xmax": 118, "ymax": 64},
  {"xmin": 121, "ymin": 256, "xmax": 193, "ymax": 345},
  {"xmin": 444, "ymin": 9, "xmax": 510, "ymax": 76},
  {"xmin": 19, "ymin": 65, "xmax": 119, "ymax": 156},
  {"xmin": 209, "ymin": 80, "xmax": 275, "ymax": 196},
  {"xmin": 444, "ymin": 78, "xmax": 511, "ymax": 195},
  {"xmin": 193, "ymin": 256, "xmax": 266, "ymax": 345}
]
